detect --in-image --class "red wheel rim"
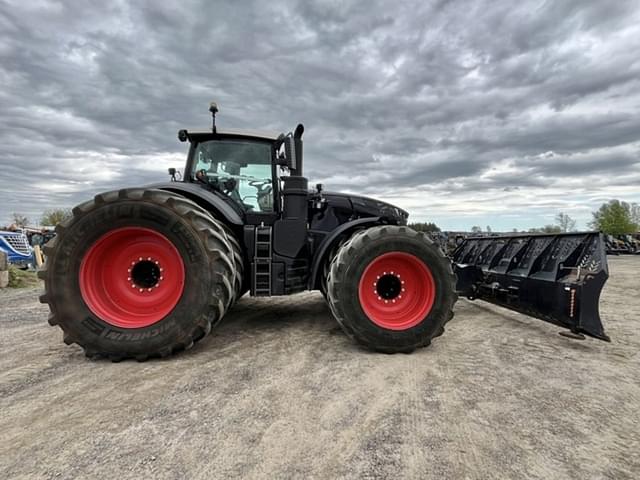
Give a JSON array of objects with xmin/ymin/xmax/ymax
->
[
  {"xmin": 357, "ymin": 252, "xmax": 436, "ymax": 330},
  {"xmin": 79, "ymin": 227, "xmax": 185, "ymax": 329}
]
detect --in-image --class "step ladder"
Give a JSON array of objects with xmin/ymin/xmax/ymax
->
[{"xmin": 253, "ymin": 225, "xmax": 272, "ymax": 296}]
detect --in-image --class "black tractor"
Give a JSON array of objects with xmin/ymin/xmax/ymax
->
[{"xmin": 39, "ymin": 103, "xmax": 610, "ymax": 360}]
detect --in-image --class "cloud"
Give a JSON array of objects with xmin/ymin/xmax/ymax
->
[{"xmin": 0, "ymin": 0, "xmax": 639, "ymax": 230}]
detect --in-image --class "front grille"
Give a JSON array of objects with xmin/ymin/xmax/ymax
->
[{"xmin": 1, "ymin": 234, "xmax": 31, "ymax": 255}]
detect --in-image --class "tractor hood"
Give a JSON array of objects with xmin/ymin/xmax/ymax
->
[{"xmin": 324, "ymin": 191, "xmax": 409, "ymax": 224}]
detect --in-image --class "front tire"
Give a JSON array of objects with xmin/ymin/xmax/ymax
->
[
  {"xmin": 327, "ymin": 226, "xmax": 457, "ymax": 353},
  {"xmin": 39, "ymin": 188, "xmax": 236, "ymax": 361}
]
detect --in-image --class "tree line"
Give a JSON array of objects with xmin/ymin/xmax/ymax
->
[
  {"xmin": 8, "ymin": 209, "xmax": 72, "ymax": 228},
  {"xmin": 410, "ymin": 200, "xmax": 640, "ymax": 235}
]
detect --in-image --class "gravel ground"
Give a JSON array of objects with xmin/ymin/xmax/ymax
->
[{"xmin": 0, "ymin": 256, "xmax": 638, "ymax": 479}]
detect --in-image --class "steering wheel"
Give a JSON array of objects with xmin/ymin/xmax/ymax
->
[
  {"xmin": 248, "ymin": 180, "xmax": 273, "ymax": 211},
  {"xmin": 249, "ymin": 180, "xmax": 272, "ymax": 193}
]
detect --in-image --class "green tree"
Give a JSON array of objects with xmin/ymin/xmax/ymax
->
[
  {"xmin": 41, "ymin": 208, "xmax": 72, "ymax": 226},
  {"xmin": 409, "ymin": 222, "xmax": 441, "ymax": 233},
  {"xmin": 11, "ymin": 213, "xmax": 29, "ymax": 227},
  {"xmin": 555, "ymin": 212, "xmax": 576, "ymax": 232},
  {"xmin": 590, "ymin": 200, "xmax": 637, "ymax": 234},
  {"xmin": 631, "ymin": 203, "xmax": 640, "ymax": 229},
  {"xmin": 471, "ymin": 226, "xmax": 482, "ymax": 234}
]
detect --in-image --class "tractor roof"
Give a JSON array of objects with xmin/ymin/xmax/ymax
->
[{"xmin": 183, "ymin": 128, "xmax": 281, "ymax": 142}]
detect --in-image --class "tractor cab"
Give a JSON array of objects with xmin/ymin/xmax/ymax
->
[
  {"xmin": 174, "ymin": 104, "xmax": 312, "ymax": 296},
  {"xmin": 176, "ymin": 103, "xmax": 307, "ymax": 225}
]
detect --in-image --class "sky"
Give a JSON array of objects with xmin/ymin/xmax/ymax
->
[{"xmin": 1, "ymin": 0, "xmax": 639, "ymax": 231}]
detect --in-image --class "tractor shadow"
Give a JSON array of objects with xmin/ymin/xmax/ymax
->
[
  {"xmin": 459, "ymin": 299, "xmax": 601, "ymax": 354},
  {"xmin": 219, "ymin": 291, "xmax": 340, "ymax": 334},
  {"xmin": 184, "ymin": 288, "xmax": 400, "ymax": 363},
  {"xmin": 191, "ymin": 291, "xmax": 351, "ymax": 354}
]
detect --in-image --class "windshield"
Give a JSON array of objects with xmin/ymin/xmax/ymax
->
[{"xmin": 192, "ymin": 140, "xmax": 274, "ymax": 212}]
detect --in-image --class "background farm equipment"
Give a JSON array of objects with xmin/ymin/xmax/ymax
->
[
  {"xmin": 605, "ymin": 234, "xmax": 640, "ymax": 255},
  {"xmin": 39, "ymin": 104, "xmax": 610, "ymax": 360},
  {"xmin": 619, "ymin": 234, "xmax": 640, "ymax": 254},
  {"xmin": 0, "ymin": 230, "xmax": 34, "ymax": 269}
]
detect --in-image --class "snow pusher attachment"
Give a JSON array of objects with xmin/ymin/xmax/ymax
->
[{"xmin": 452, "ymin": 232, "xmax": 609, "ymax": 341}]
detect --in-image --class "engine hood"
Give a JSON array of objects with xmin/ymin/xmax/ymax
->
[{"xmin": 324, "ymin": 191, "xmax": 409, "ymax": 224}]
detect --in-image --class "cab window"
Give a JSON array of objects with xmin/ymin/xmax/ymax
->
[{"xmin": 192, "ymin": 140, "xmax": 274, "ymax": 212}]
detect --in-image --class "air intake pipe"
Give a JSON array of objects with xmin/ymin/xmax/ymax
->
[{"xmin": 282, "ymin": 176, "xmax": 308, "ymax": 220}]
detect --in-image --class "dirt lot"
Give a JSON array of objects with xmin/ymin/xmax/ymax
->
[{"xmin": 0, "ymin": 257, "xmax": 638, "ymax": 479}]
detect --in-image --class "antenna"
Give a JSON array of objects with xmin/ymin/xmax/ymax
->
[{"xmin": 209, "ymin": 102, "xmax": 218, "ymax": 133}]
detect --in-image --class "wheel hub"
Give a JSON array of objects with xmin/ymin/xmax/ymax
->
[
  {"xmin": 129, "ymin": 258, "xmax": 163, "ymax": 291},
  {"xmin": 374, "ymin": 273, "xmax": 404, "ymax": 301}
]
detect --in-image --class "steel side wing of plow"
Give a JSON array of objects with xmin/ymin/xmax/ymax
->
[{"xmin": 451, "ymin": 232, "xmax": 610, "ymax": 342}]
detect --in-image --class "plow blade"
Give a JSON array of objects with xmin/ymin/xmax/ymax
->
[{"xmin": 452, "ymin": 232, "xmax": 609, "ymax": 341}]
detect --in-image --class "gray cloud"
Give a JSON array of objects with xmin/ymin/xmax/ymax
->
[{"xmin": 1, "ymin": 0, "xmax": 639, "ymax": 230}]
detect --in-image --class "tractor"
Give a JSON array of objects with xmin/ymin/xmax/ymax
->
[{"xmin": 39, "ymin": 104, "xmax": 610, "ymax": 360}]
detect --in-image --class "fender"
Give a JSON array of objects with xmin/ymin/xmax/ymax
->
[
  {"xmin": 308, "ymin": 217, "xmax": 381, "ymax": 290},
  {"xmin": 148, "ymin": 182, "xmax": 243, "ymax": 226}
]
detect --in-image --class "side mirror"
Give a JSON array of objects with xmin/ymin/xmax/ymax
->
[{"xmin": 168, "ymin": 168, "xmax": 180, "ymax": 182}]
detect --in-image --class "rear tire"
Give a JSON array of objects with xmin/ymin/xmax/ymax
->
[
  {"xmin": 39, "ymin": 188, "xmax": 236, "ymax": 361},
  {"xmin": 327, "ymin": 226, "xmax": 457, "ymax": 353}
]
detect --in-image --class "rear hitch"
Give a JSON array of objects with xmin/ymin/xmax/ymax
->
[{"xmin": 452, "ymin": 232, "xmax": 610, "ymax": 342}]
